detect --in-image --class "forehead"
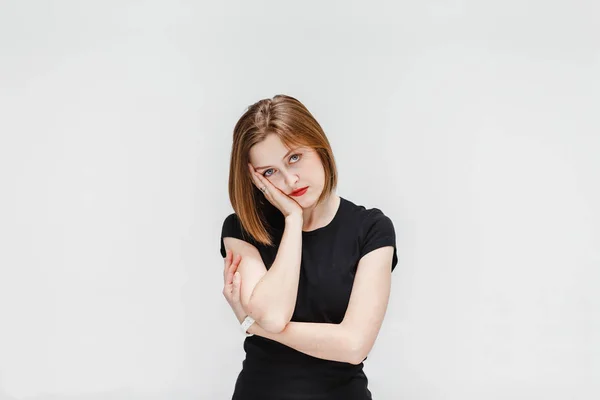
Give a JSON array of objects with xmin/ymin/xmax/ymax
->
[{"xmin": 249, "ymin": 134, "xmax": 304, "ymax": 162}]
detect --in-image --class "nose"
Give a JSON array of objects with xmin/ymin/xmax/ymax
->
[{"xmin": 281, "ymin": 170, "xmax": 299, "ymax": 189}]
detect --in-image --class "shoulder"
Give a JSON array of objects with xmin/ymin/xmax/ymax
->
[
  {"xmin": 222, "ymin": 212, "xmax": 240, "ymax": 227},
  {"xmin": 220, "ymin": 213, "xmax": 255, "ymax": 240},
  {"xmin": 221, "ymin": 212, "xmax": 241, "ymax": 235},
  {"xmin": 221, "ymin": 209, "xmax": 282, "ymax": 239},
  {"xmin": 220, "ymin": 212, "xmax": 256, "ymax": 257},
  {"xmin": 341, "ymin": 197, "xmax": 395, "ymax": 232},
  {"xmin": 220, "ymin": 211, "xmax": 278, "ymax": 247},
  {"xmin": 340, "ymin": 197, "xmax": 398, "ymax": 270}
]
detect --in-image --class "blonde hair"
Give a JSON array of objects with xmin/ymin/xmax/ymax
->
[{"xmin": 227, "ymin": 94, "xmax": 338, "ymax": 246}]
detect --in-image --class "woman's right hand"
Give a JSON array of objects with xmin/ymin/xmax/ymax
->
[
  {"xmin": 248, "ymin": 163, "xmax": 303, "ymax": 219},
  {"xmin": 222, "ymin": 249, "xmax": 248, "ymax": 324}
]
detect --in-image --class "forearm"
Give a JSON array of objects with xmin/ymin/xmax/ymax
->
[
  {"xmin": 248, "ymin": 215, "xmax": 302, "ymax": 330},
  {"xmin": 248, "ymin": 320, "xmax": 362, "ymax": 365}
]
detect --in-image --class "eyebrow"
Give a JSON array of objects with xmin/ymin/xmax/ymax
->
[{"xmin": 254, "ymin": 147, "xmax": 300, "ymax": 170}]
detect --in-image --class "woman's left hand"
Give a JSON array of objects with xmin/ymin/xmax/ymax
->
[{"xmin": 222, "ymin": 249, "xmax": 249, "ymax": 324}]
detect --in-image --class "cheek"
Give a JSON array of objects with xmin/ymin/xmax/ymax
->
[
  {"xmin": 309, "ymin": 162, "xmax": 325, "ymax": 183},
  {"xmin": 267, "ymin": 176, "xmax": 285, "ymax": 190}
]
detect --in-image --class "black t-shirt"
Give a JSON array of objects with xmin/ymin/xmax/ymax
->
[{"xmin": 219, "ymin": 196, "xmax": 398, "ymax": 400}]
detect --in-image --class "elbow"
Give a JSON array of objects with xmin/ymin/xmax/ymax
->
[
  {"xmin": 346, "ymin": 336, "xmax": 370, "ymax": 365},
  {"xmin": 347, "ymin": 352, "xmax": 366, "ymax": 366},
  {"xmin": 348, "ymin": 354, "xmax": 367, "ymax": 366},
  {"xmin": 347, "ymin": 351, "xmax": 367, "ymax": 366},
  {"xmin": 244, "ymin": 297, "xmax": 290, "ymax": 334},
  {"xmin": 259, "ymin": 317, "xmax": 288, "ymax": 334}
]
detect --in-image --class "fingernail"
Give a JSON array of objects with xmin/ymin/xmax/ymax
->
[{"xmin": 234, "ymin": 271, "xmax": 240, "ymax": 281}]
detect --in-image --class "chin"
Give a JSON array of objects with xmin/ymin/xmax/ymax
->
[{"xmin": 297, "ymin": 194, "xmax": 319, "ymax": 209}]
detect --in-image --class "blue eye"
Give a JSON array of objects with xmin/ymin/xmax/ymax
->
[{"xmin": 262, "ymin": 154, "xmax": 301, "ymax": 177}]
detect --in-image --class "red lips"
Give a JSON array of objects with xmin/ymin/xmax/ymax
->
[{"xmin": 290, "ymin": 186, "xmax": 308, "ymax": 196}]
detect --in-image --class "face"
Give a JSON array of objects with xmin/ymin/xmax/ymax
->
[{"xmin": 248, "ymin": 134, "xmax": 325, "ymax": 207}]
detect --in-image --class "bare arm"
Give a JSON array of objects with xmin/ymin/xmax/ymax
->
[
  {"xmin": 247, "ymin": 246, "xmax": 394, "ymax": 365},
  {"xmin": 223, "ymin": 214, "xmax": 303, "ymax": 333},
  {"xmin": 249, "ymin": 320, "xmax": 357, "ymax": 364}
]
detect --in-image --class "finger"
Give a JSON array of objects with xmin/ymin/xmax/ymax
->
[
  {"xmin": 253, "ymin": 172, "xmax": 270, "ymax": 191},
  {"xmin": 252, "ymin": 174, "xmax": 277, "ymax": 200},
  {"xmin": 222, "ymin": 257, "xmax": 236, "ymax": 298},
  {"xmin": 231, "ymin": 253, "xmax": 242, "ymax": 274},
  {"xmin": 232, "ymin": 271, "xmax": 241, "ymax": 303},
  {"xmin": 247, "ymin": 164, "xmax": 261, "ymax": 186},
  {"xmin": 223, "ymin": 249, "xmax": 231, "ymax": 282},
  {"xmin": 226, "ymin": 254, "xmax": 240, "ymax": 288},
  {"xmin": 222, "ymin": 275, "xmax": 233, "ymax": 299},
  {"xmin": 250, "ymin": 166, "xmax": 270, "ymax": 188},
  {"xmin": 225, "ymin": 253, "xmax": 238, "ymax": 285},
  {"xmin": 222, "ymin": 281, "xmax": 232, "ymax": 298},
  {"xmin": 248, "ymin": 164, "xmax": 271, "ymax": 192},
  {"xmin": 253, "ymin": 169, "xmax": 283, "ymax": 197},
  {"xmin": 225, "ymin": 253, "xmax": 240, "ymax": 286}
]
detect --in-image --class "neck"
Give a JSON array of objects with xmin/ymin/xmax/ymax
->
[{"xmin": 302, "ymin": 192, "xmax": 340, "ymax": 231}]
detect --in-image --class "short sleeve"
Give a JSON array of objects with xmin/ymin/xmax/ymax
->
[
  {"xmin": 220, "ymin": 213, "xmax": 252, "ymax": 258},
  {"xmin": 359, "ymin": 210, "xmax": 399, "ymax": 271}
]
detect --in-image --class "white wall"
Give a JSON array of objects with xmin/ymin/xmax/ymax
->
[{"xmin": 0, "ymin": 1, "xmax": 598, "ymax": 399}]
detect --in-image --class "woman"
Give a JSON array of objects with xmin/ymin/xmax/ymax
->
[{"xmin": 219, "ymin": 94, "xmax": 398, "ymax": 399}]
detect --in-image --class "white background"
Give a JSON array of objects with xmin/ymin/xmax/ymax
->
[{"xmin": 0, "ymin": 1, "xmax": 598, "ymax": 399}]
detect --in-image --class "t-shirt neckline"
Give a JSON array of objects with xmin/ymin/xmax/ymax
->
[{"xmin": 302, "ymin": 196, "xmax": 345, "ymax": 237}]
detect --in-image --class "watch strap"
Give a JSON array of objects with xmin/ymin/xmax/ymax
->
[{"xmin": 240, "ymin": 315, "xmax": 255, "ymax": 337}]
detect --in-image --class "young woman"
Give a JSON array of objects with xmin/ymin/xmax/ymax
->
[{"xmin": 219, "ymin": 94, "xmax": 398, "ymax": 399}]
